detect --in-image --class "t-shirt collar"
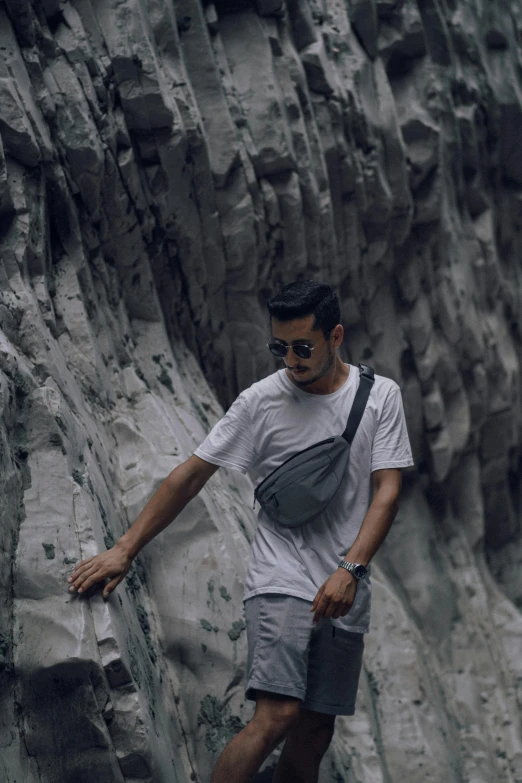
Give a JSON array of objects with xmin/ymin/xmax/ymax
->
[{"xmin": 279, "ymin": 363, "xmax": 356, "ymax": 399}]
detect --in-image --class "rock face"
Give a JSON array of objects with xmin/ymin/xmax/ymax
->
[{"xmin": 1, "ymin": 0, "xmax": 522, "ymax": 781}]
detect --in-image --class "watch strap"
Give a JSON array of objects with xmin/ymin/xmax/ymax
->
[{"xmin": 338, "ymin": 560, "xmax": 367, "ymax": 579}]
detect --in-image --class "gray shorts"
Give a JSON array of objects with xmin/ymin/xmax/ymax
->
[{"xmin": 244, "ymin": 594, "xmax": 365, "ymax": 716}]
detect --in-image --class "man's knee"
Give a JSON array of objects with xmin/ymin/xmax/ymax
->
[
  {"xmin": 289, "ymin": 711, "xmax": 336, "ymax": 759},
  {"xmin": 252, "ymin": 691, "xmax": 302, "ymax": 744}
]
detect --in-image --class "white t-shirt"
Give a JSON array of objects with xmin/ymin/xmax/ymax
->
[{"xmin": 194, "ymin": 364, "xmax": 414, "ymax": 633}]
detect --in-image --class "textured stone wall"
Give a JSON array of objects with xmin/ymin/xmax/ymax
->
[{"xmin": 1, "ymin": 0, "xmax": 522, "ymax": 781}]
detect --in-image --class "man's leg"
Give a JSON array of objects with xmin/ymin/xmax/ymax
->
[
  {"xmin": 210, "ymin": 691, "xmax": 301, "ymax": 783},
  {"xmin": 272, "ymin": 708, "xmax": 335, "ymax": 783}
]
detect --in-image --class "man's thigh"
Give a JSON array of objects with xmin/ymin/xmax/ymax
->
[
  {"xmin": 244, "ymin": 594, "xmax": 314, "ymax": 703},
  {"xmin": 244, "ymin": 594, "xmax": 365, "ymax": 716}
]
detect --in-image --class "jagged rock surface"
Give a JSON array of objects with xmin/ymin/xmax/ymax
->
[{"xmin": 1, "ymin": 0, "xmax": 522, "ymax": 781}]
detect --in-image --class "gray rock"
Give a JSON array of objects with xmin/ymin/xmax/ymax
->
[
  {"xmin": 178, "ymin": 0, "xmax": 240, "ymax": 186},
  {"xmin": 349, "ymin": 0, "xmax": 379, "ymax": 60},
  {"xmin": 378, "ymin": 0, "xmax": 426, "ymax": 66},
  {"xmin": 376, "ymin": 0, "xmax": 403, "ymax": 19},
  {"xmin": 422, "ymin": 381, "xmax": 444, "ymax": 430},
  {"xmin": 219, "ymin": 11, "xmax": 296, "ymax": 177},
  {"xmin": 416, "ymin": 0, "xmax": 453, "ymax": 66},
  {"xmin": 481, "ymin": 410, "xmax": 515, "ymax": 462},
  {"xmin": 427, "ymin": 426, "xmax": 453, "ymax": 483},
  {"xmin": 0, "ymin": 76, "xmax": 41, "ymax": 167},
  {"xmin": 255, "ymin": 0, "xmax": 284, "ymax": 16},
  {"xmin": 0, "ymin": 135, "xmax": 13, "ymax": 216},
  {"xmin": 300, "ymin": 40, "xmax": 337, "ymax": 95},
  {"xmin": 286, "ymin": 0, "xmax": 317, "ymax": 51},
  {"xmin": 407, "ymin": 293, "xmax": 432, "ymax": 354}
]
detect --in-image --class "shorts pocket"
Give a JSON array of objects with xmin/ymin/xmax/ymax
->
[{"xmin": 333, "ymin": 627, "xmax": 365, "ymax": 647}]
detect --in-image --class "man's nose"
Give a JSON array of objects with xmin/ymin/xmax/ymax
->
[{"xmin": 286, "ymin": 346, "xmax": 305, "ymax": 364}]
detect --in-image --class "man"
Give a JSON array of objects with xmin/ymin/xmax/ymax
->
[{"xmin": 68, "ymin": 280, "xmax": 414, "ymax": 782}]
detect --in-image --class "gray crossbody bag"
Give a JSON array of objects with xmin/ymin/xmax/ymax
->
[{"xmin": 253, "ymin": 364, "xmax": 375, "ymax": 528}]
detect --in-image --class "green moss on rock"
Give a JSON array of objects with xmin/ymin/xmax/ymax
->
[
  {"xmin": 228, "ymin": 619, "xmax": 246, "ymax": 641},
  {"xmin": 197, "ymin": 695, "xmax": 245, "ymax": 753},
  {"xmin": 219, "ymin": 586, "xmax": 232, "ymax": 602}
]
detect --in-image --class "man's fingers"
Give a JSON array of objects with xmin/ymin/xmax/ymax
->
[
  {"xmin": 314, "ymin": 585, "xmax": 346, "ymax": 621},
  {"xmin": 322, "ymin": 599, "xmax": 342, "ymax": 620},
  {"xmin": 69, "ymin": 561, "xmax": 114, "ymax": 593},
  {"xmin": 319, "ymin": 583, "xmax": 345, "ymax": 618},
  {"xmin": 313, "ymin": 593, "xmax": 335, "ymax": 623},
  {"xmin": 72, "ymin": 568, "xmax": 106, "ymax": 594},
  {"xmin": 82, "ymin": 566, "xmax": 119, "ymax": 594},
  {"xmin": 310, "ymin": 584, "xmax": 325, "ymax": 611},
  {"xmin": 332, "ymin": 602, "xmax": 352, "ymax": 619},
  {"xmin": 332, "ymin": 583, "xmax": 358, "ymax": 618},
  {"xmin": 66, "ymin": 546, "xmax": 131, "ymax": 599},
  {"xmin": 67, "ymin": 557, "xmax": 95, "ymax": 582},
  {"xmin": 68, "ymin": 563, "xmax": 101, "ymax": 592},
  {"xmin": 103, "ymin": 575, "xmax": 122, "ymax": 600},
  {"xmin": 311, "ymin": 571, "xmax": 359, "ymax": 621}
]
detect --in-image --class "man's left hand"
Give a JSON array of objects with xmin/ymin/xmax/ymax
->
[{"xmin": 310, "ymin": 568, "xmax": 358, "ymax": 623}]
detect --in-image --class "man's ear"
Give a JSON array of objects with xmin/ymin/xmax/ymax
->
[{"xmin": 332, "ymin": 324, "xmax": 344, "ymax": 347}]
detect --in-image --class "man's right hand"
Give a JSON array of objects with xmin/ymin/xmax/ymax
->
[
  {"xmin": 67, "ymin": 541, "xmax": 133, "ymax": 600},
  {"xmin": 66, "ymin": 456, "xmax": 219, "ymax": 601}
]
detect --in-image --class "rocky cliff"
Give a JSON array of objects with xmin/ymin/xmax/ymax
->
[{"xmin": 1, "ymin": 0, "xmax": 522, "ymax": 781}]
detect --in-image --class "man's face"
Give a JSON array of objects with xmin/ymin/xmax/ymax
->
[{"xmin": 270, "ymin": 315, "xmax": 336, "ymax": 387}]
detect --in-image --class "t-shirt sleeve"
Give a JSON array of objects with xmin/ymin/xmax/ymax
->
[
  {"xmin": 371, "ymin": 385, "xmax": 414, "ymax": 472},
  {"xmin": 193, "ymin": 393, "xmax": 257, "ymax": 474}
]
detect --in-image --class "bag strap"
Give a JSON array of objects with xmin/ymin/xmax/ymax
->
[{"xmin": 342, "ymin": 364, "xmax": 375, "ymax": 444}]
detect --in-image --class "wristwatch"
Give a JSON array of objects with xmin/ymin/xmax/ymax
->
[{"xmin": 338, "ymin": 560, "xmax": 368, "ymax": 579}]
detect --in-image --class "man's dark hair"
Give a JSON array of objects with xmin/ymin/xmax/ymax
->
[{"xmin": 267, "ymin": 280, "xmax": 341, "ymax": 335}]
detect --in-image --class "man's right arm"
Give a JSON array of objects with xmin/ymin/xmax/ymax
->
[{"xmin": 67, "ymin": 455, "xmax": 219, "ymax": 599}]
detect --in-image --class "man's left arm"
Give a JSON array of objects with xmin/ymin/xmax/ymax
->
[{"xmin": 310, "ymin": 468, "xmax": 402, "ymax": 622}]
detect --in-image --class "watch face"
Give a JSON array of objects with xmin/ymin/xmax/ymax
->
[{"xmin": 353, "ymin": 565, "xmax": 367, "ymax": 579}]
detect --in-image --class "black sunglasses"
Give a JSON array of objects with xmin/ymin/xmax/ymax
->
[{"xmin": 267, "ymin": 331, "xmax": 331, "ymax": 360}]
